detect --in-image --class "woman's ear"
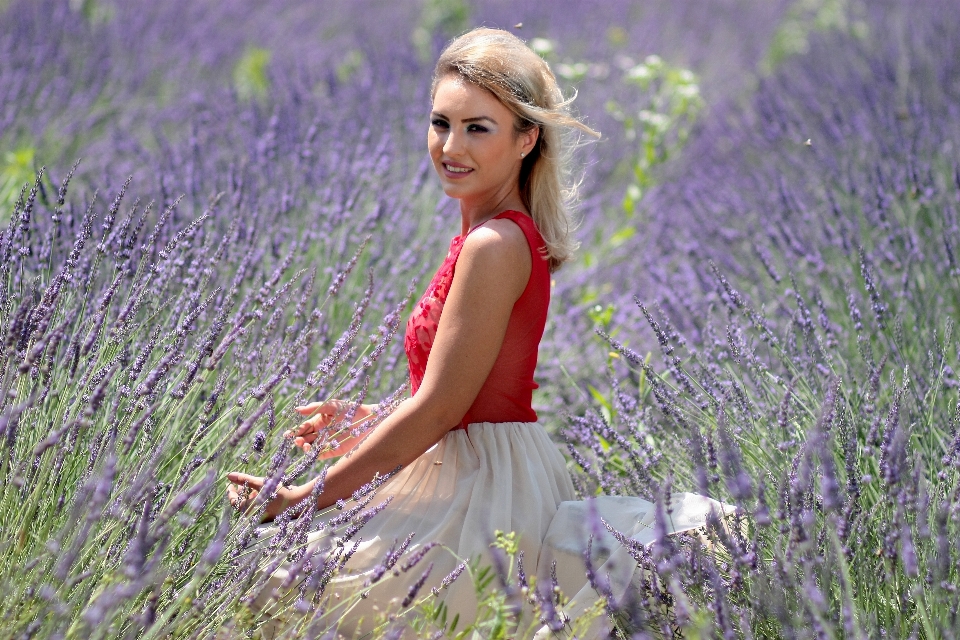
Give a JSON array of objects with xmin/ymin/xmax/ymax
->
[{"xmin": 521, "ymin": 125, "xmax": 540, "ymax": 157}]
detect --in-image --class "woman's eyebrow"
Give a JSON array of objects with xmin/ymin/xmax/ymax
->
[{"xmin": 430, "ymin": 111, "xmax": 497, "ymax": 125}]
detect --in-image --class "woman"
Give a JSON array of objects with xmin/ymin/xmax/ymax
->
[{"xmin": 228, "ymin": 28, "xmax": 722, "ymax": 638}]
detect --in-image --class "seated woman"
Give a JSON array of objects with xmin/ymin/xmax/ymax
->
[{"xmin": 227, "ymin": 27, "xmax": 723, "ymax": 638}]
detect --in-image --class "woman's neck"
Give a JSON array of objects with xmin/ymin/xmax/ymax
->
[{"xmin": 458, "ymin": 191, "xmax": 528, "ymax": 236}]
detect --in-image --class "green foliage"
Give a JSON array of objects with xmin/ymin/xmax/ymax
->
[
  {"xmin": 606, "ymin": 26, "xmax": 628, "ymax": 48},
  {"xmin": 233, "ymin": 46, "xmax": 273, "ymax": 102},
  {"xmin": 607, "ymin": 55, "xmax": 705, "ymax": 216},
  {"xmin": 763, "ymin": 0, "xmax": 869, "ymax": 73},
  {"xmin": 0, "ymin": 146, "xmax": 36, "ymax": 216},
  {"xmin": 335, "ymin": 49, "xmax": 366, "ymax": 84},
  {"xmin": 575, "ymin": 56, "xmax": 702, "ymax": 344},
  {"xmin": 412, "ymin": 0, "xmax": 471, "ymax": 63},
  {"xmin": 587, "ymin": 303, "xmax": 615, "ymax": 330},
  {"xmin": 69, "ymin": 0, "xmax": 115, "ymax": 24}
]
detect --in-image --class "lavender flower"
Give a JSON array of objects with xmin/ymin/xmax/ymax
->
[
  {"xmin": 400, "ymin": 562, "xmax": 433, "ymax": 608},
  {"xmin": 399, "ymin": 542, "xmax": 438, "ymax": 573},
  {"xmin": 434, "ymin": 561, "xmax": 466, "ymax": 594}
]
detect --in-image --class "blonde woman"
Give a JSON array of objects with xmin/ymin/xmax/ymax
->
[{"xmin": 228, "ymin": 27, "xmax": 722, "ymax": 637}]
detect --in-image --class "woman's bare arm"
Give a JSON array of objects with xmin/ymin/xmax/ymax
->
[{"xmin": 227, "ymin": 218, "xmax": 532, "ymax": 515}]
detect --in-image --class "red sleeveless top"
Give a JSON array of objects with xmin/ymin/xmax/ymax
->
[{"xmin": 404, "ymin": 210, "xmax": 550, "ymax": 430}]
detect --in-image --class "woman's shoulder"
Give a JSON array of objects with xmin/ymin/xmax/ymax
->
[
  {"xmin": 462, "ymin": 216, "xmax": 530, "ymax": 263},
  {"xmin": 456, "ymin": 217, "xmax": 532, "ymax": 296}
]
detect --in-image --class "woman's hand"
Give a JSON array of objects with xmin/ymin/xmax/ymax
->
[
  {"xmin": 285, "ymin": 401, "xmax": 373, "ymax": 457},
  {"xmin": 226, "ymin": 472, "xmax": 310, "ymax": 522}
]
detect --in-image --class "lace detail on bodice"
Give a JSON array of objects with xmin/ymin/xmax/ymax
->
[{"xmin": 404, "ymin": 235, "xmax": 465, "ymax": 395}]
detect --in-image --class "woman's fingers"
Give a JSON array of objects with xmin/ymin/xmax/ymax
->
[
  {"xmin": 226, "ymin": 473, "xmax": 266, "ymax": 514},
  {"xmin": 296, "ymin": 418, "xmax": 322, "ymax": 436},
  {"xmin": 294, "ymin": 413, "xmax": 338, "ymax": 438},
  {"xmin": 296, "ymin": 425, "xmax": 321, "ymax": 441},
  {"xmin": 295, "ymin": 400, "xmax": 342, "ymax": 416},
  {"xmin": 286, "ymin": 401, "xmax": 353, "ymax": 452},
  {"xmin": 294, "ymin": 402, "xmax": 323, "ymax": 416},
  {"xmin": 283, "ymin": 422, "xmax": 317, "ymax": 439},
  {"xmin": 288, "ymin": 402, "xmax": 350, "ymax": 445},
  {"xmin": 283, "ymin": 422, "xmax": 323, "ymax": 453},
  {"xmin": 227, "ymin": 484, "xmax": 259, "ymax": 504},
  {"xmin": 226, "ymin": 472, "xmax": 264, "ymax": 488},
  {"xmin": 295, "ymin": 400, "xmax": 346, "ymax": 418}
]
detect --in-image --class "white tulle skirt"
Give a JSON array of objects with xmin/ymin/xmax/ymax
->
[{"xmin": 253, "ymin": 422, "xmax": 728, "ymax": 638}]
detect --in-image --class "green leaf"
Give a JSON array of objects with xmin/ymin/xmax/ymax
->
[
  {"xmin": 0, "ymin": 146, "xmax": 37, "ymax": 216},
  {"xmin": 232, "ymin": 47, "xmax": 272, "ymax": 102},
  {"xmin": 587, "ymin": 384, "xmax": 610, "ymax": 411},
  {"xmin": 587, "ymin": 384, "xmax": 613, "ymax": 424},
  {"xmin": 610, "ymin": 225, "xmax": 636, "ymax": 247},
  {"xmin": 335, "ymin": 49, "xmax": 366, "ymax": 84},
  {"xmin": 587, "ymin": 303, "xmax": 614, "ymax": 328},
  {"xmin": 412, "ymin": 0, "xmax": 470, "ymax": 62},
  {"xmin": 637, "ymin": 351, "xmax": 653, "ymax": 397}
]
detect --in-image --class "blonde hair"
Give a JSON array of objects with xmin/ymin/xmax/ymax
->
[{"xmin": 432, "ymin": 27, "xmax": 599, "ymax": 272}]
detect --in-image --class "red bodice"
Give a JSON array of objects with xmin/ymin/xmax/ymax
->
[{"xmin": 404, "ymin": 210, "xmax": 550, "ymax": 430}]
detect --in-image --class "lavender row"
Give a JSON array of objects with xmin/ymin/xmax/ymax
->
[{"xmin": 561, "ymin": 0, "xmax": 960, "ymax": 636}]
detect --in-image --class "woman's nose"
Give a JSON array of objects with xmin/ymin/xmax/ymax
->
[{"xmin": 443, "ymin": 129, "xmax": 464, "ymax": 156}]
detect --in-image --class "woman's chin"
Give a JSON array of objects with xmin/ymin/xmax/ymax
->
[{"xmin": 440, "ymin": 184, "xmax": 469, "ymax": 200}]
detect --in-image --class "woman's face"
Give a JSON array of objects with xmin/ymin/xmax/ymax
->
[{"xmin": 428, "ymin": 74, "xmax": 536, "ymax": 207}]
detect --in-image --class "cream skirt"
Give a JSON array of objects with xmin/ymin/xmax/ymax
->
[{"xmin": 252, "ymin": 422, "xmax": 728, "ymax": 638}]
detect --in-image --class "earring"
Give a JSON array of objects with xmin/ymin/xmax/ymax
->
[{"xmin": 520, "ymin": 152, "xmax": 525, "ymax": 158}]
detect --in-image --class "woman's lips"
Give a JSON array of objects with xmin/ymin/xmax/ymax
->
[{"xmin": 442, "ymin": 162, "xmax": 473, "ymax": 179}]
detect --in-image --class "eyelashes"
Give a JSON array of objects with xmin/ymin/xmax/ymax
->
[{"xmin": 429, "ymin": 119, "xmax": 489, "ymax": 134}]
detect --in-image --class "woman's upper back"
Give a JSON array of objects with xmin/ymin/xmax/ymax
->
[{"xmin": 404, "ymin": 210, "xmax": 550, "ymax": 429}]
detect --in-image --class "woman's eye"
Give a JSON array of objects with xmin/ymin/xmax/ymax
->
[
  {"xmin": 468, "ymin": 124, "xmax": 488, "ymax": 133},
  {"xmin": 431, "ymin": 118, "xmax": 449, "ymax": 128}
]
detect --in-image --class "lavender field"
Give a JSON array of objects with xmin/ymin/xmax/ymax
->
[{"xmin": 2, "ymin": 0, "xmax": 960, "ymax": 637}]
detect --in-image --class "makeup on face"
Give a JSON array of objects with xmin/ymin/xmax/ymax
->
[{"xmin": 427, "ymin": 76, "xmax": 530, "ymax": 210}]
